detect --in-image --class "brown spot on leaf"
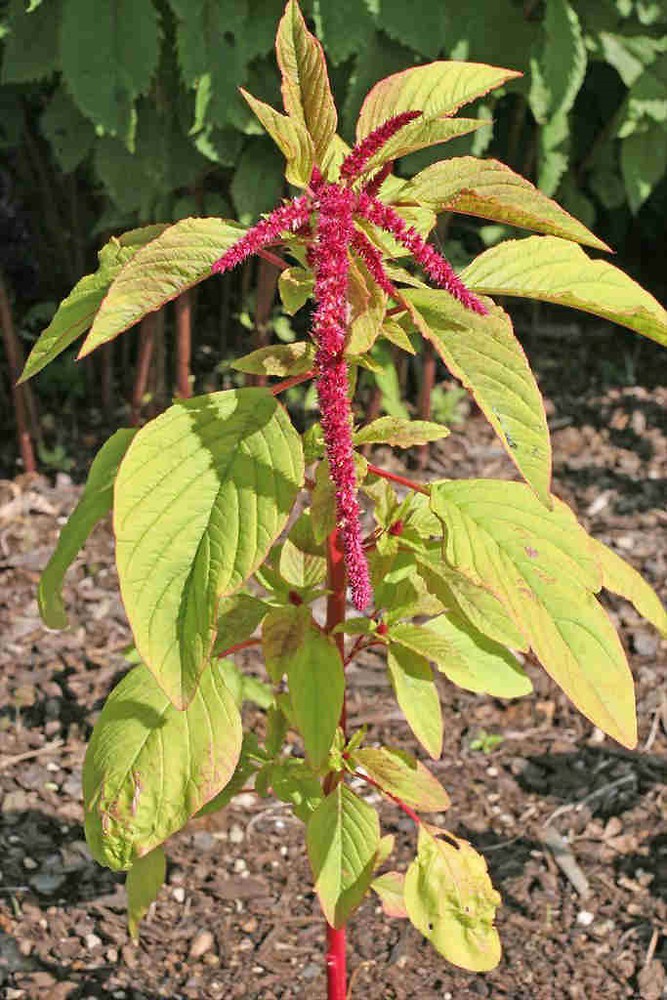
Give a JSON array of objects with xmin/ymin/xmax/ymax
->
[{"xmin": 525, "ymin": 546, "xmax": 539, "ymax": 559}]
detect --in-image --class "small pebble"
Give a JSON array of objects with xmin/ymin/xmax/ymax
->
[
  {"xmin": 189, "ymin": 930, "xmax": 215, "ymax": 959},
  {"xmin": 232, "ymin": 859, "xmax": 247, "ymax": 873},
  {"xmin": 576, "ymin": 910, "xmax": 594, "ymax": 927},
  {"xmin": 172, "ymin": 887, "xmax": 186, "ymax": 903},
  {"xmin": 229, "ymin": 824, "xmax": 244, "ymax": 845},
  {"xmin": 22, "ymin": 857, "xmax": 38, "ymax": 870},
  {"xmin": 85, "ymin": 933, "xmax": 102, "ymax": 950}
]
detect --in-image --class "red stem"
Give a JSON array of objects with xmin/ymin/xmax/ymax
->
[
  {"xmin": 366, "ymin": 462, "xmax": 429, "ymax": 496},
  {"xmin": 0, "ymin": 272, "xmax": 36, "ymax": 473},
  {"xmin": 324, "ymin": 529, "xmax": 347, "ymax": 1000},
  {"xmin": 270, "ymin": 370, "xmax": 314, "ymax": 395},
  {"xmin": 352, "ymin": 770, "xmax": 421, "ymax": 827},
  {"xmin": 257, "ymin": 248, "xmax": 290, "ymax": 272},
  {"xmin": 175, "ymin": 291, "xmax": 192, "ymax": 399},
  {"xmin": 216, "ymin": 638, "xmax": 261, "ymax": 659},
  {"xmin": 418, "ymin": 340, "xmax": 436, "ymax": 470},
  {"xmin": 131, "ymin": 314, "xmax": 156, "ymax": 425}
]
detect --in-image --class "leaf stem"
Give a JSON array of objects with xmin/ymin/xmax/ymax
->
[
  {"xmin": 352, "ymin": 770, "xmax": 422, "ymax": 827},
  {"xmin": 257, "ymin": 248, "xmax": 290, "ymax": 272},
  {"xmin": 366, "ymin": 462, "xmax": 430, "ymax": 496},
  {"xmin": 270, "ymin": 370, "xmax": 314, "ymax": 395},
  {"xmin": 216, "ymin": 638, "xmax": 262, "ymax": 658}
]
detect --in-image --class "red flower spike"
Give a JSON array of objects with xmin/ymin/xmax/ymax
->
[
  {"xmin": 341, "ymin": 111, "xmax": 422, "ymax": 183},
  {"xmin": 363, "ymin": 160, "xmax": 394, "ymax": 198},
  {"xmin": 212, "ymin": 196, "xmax": 311, "ymax": 275},
  {"xmin": 356, "ymin": 191, "xmax": 489, "ymax": 316},
  {"xmin": 350, "ymin": 230, "xmax": 399, "ymax": 300},
  {"xmin": 311, "ymin": 184, "xmax": 372, "ymax": 611}
]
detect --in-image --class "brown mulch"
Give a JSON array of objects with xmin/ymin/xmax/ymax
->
[{"xmin": 0, "ymin": 324, "xmax": 666, "ymax": 999}]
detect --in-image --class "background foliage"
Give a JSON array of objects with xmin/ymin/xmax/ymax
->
[{"xmin": 1, "ymin": 0, "xmax": 666, "ymax": 464}]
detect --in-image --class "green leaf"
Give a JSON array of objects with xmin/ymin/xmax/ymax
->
[
  {"xmin": 259, "ymin": 758, "xmax": 323, "ymax": 821},
  {"xmin": 405, "ymin": 828, "xmax": 501, "ymax": 972},
  {"xmin": 233, "ymin": 341, "xmax": 315, "ymax": 378},
  {"xmin": 40, "ymin": 86, "xmax": 96, "ymax": 173},
  {"xmin": 38, "ymin": 430, "xmax": 136, "ymax": 629},
  {"xmin": 20, "ymin": 226, "xmax": 167, "ymax": 382},
  {"xmin": 621, "ymin": 125, "xmax": 667, "ymax": 213},
  {"xmin": 196, "ymin": 733, "xmax": 261, "ymax": 818},
  {"xmin": 286, "ymin": 622, "xmax": 344, "ymax": 769},
  {"xmin": 307, "ymin": 783, "xmax": 380, "ymax": 928},
  {"xmin": 262, "ymin": 603, "xmax": 311, "ymax": 681},
  {"xmin": 346, "ymin": 256, "xmax": 387, "ymax": 355},
  {"xmin": 426, "ymin": 614, "xmax": 533, "ymax": 698},
  {"xmin": 240, "ymin": 88, "xmax": 315, "ymax": 187},
  {"xmin": 378, "ymin": 0, "xmax": 447, "ymax": 60},
  {"xmin": 360, "ymin": 118, "xmax": 488, "ymax": 177},
  {"xmin": 372, "ymin": 870, "xmax": 408, "ymax": 918},
  {"xmin": 126, "ymin": 846, "xmax": 165, "ymax": 942},
  {"xmin": 356, "ymin": 61, "xmax": 521, "ymax": 140},
  {"xmin": 417, "ymin": 556, "xmax": 527, "ymax": 651},
  {"xmin": 279, "ymin": 511, "xmax": 327, "ymax": 589},
  {"xmin": 278, "ymin": 266, "xmax": 314, "ymax": 314},
  {"xmin": 351, "ymin": 747, "xmax": 450, "ymax": 812},
  {"xmin": 114, "ymin": 389, "xmax": 303, "ymax": 708},
  {"xmin": 403, "ymin": 157, "xmax": 609, "ymax": 251},
  {"xmin": 591, "ymin": 538, "xmax": 667, "ymax": 637},
  {"xmin": 1, "ymin": 0, "xmax": 60, "ymax": 83},
  {"xmin": 84, "ymin": 663, "xmax": 242, "ymax": 870},
  {"xmin": 61, "ymin": 0, "xmax": 160, "ymax": 141},
  {"xmin": 461, "ymin": 236, "xmax": 667, "ymax": 348},
  {"xmin": 529, "ymin": 0, "xmax": 587, "ymax": 124},
  {"xmin": 79, "ymin": 218, "xmax": 246, "ymax": 358},
  {"xmin": 387, "ymin": 646, "xmax": 443, "ymax": 759},
  {"xmin": 276, "ymin": 0, "xmax": 338, "ymax": 163},
  {"xmin": 430, "ymin": 480, "xmax": 637, "ymax": 747},
  {"xmin": 313, "ymin": 0, "xmax": 374, "ymax": 65},
  {"xmin": 219, "ymin": 658, "xmax": 274, "ymax": 710},
  {"xmin": 354, "ymin": 416, "xmax": 449, "ymax": 449},
  {"xmin": 212, "ymin": 593, "xmax": 270, "ymax": 657},
  {"xmin": 231, "ymin": 137, "xmax": 284, "ymax": 225},
  {"xmin": 404, "ymin": 289, "xmax": 552, "ymax": 505}
]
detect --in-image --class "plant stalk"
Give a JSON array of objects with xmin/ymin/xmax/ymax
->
[
  {"xmin": 175, "ymin": 291, "xmax": 193, "ymax": 399},
  {"xmin": 131, "ymin": 314, "xmax": 157, "ymax": 426},
  {"xmin": 324, "ymin": 528, "xmax": 347, "ymax": 1000},
  {"xmin": 0, "ymin": 272, "xmax": 36, "ymax": 473}
]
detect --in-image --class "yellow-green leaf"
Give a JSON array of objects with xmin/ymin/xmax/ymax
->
[
  {"xmin": 278, "ymin": 266, "xmax": 313, "ymax": 314},
  {"xmin": 232, "ymin": 341, "xmax": 314, "ymax": 377},
  {"xmin": 403, "ymin": 157, "xmax": 609, "ymax": 251},
  {"xmin": 461, "ymin": 235, "xmax": 667, "ymax": 348},
  {"xmin": 590, "ymin": 538, "xmax": 667, "ymax": 637},
  {"xmin": 276, "ymin": 0, "xmax": 337, "ymax": 163},
  {"xmin": 357, "ymin": 61, "xmax": 521, "ymax": 140},
  {"xmin": 427, "ymin": 614, "xmax": 533, "ymax": 698},
  {"xmin": 286, "ymin": 621, "xmax": 344, "ymax": 769},
  {"xmin": 372, "ymin": 870, "xmax": 408, "ymax": 918},
  {"xmin": 359, "ymin": 118, "xmax": 487, "ymax": 177},
  {"xmin": 387, "ymin": 646, "xmax": 443, "ymax": 759},
  {"xmin": 240, "ymin": 88, "xmax": 315, "ymax": 186},
  {"xmin": 84, "ymin": 663, "xmax": 241, "ymax": 870},
  {"xmin": 79, "ymin": 218, "xmax": 246, "ymax": 357},
  {"xmin": 38, "ymin": 429, "xmax": 135, "ymax": 629},
  {"xmin": 114, "ymin": 389, "xmax": 303, "ymax": 708},
  {"xmin": 279, "ymin": 510, "xmax": 327, "ymax": 589},
  {"xmin": 307, "ymin": 783, "xmax": 380, "ymax": 928},
  {"xmin": 262, "ymin": 603, "xmax": 311, "ymax": 681},
  {"xmin": 350, "ymin": 746, "xmax": 450, "ymax": 812},
  {"xmin": 354, "ymin": 416, "xmax": 449, "ymax": 448},
  {"xmin": 405, "ymin": 828, "xmax": 501, "ymax": 971},
  {"xmin": 404, "ymin": 289, "xmax": 552, "ymax": 505},
  {"xmin": 126, "ymin": 846, "xmax": 165, "ymax": 941},
  {"xmin": 20, "ymin": 226, "xmax": 167, "ymax": 381},
  {"xmin": 212, "ymin": 593, "xmax": 270, "ymax": 657},
  {"xmin": 431, "ymin": 480, "xmax": 637, "ymax": 747}
]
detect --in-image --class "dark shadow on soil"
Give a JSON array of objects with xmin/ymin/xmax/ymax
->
[
  {"xmin": 615, "ymin": 831, "xmax": 667, "ymax": 904},
  {"xmin": 517, "ymin": 747, "xmax": 665, "ymax": 820}
]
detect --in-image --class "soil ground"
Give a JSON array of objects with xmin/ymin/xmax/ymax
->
[{"xmin": 1, "ymin": 319, "xmax": 666, "ymax": 999}]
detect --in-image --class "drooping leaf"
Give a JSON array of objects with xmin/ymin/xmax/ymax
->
[
  {"xmin": 426, "ymin": 614, "xmax": 533, "ymax": 698},
  {"xmin": 286, "ymin": 620, "xmax": 344, "ymax": 769},
  {"xmin": 276, "ymin": 0, "xmax": 337, "ymax": 162},
  {"xmin": 20, "ymin": 226, "xmax": 167, "ymax": 381},
  {"xmin": 79, "ymin": 218, "xmax": 246, "ymax": 357},
  {"xmin": 61, "ymin": 0, "xmax": 160, "ymax": 141},
  {"xmin": 279, "ymin": 511, "xmax": 327, "ymax": 589},
  {"xmin": 461, "ymin": 235, "xmax": 667, "ymax": 348},
  {"xmin": 350, "ymin": 746, "xmax": 450, "ymax": 812},
  {"xmin": 590, "ymin": 538, "xmax": 667, "ymax": 637},
  {"xmin": 405, "ymin": 828, "xmax": 501, "ymax": 972},
  {"xmin": 126, "ymin": 846, "xmax": 165, "ymax": 941},
  {"xmin": 386, "ymin": 646, "xmax": 443, "ymax": 759},
  {"xmin": 212, "ymin": 593, "xmax": 270, "ymax": 657},
  {"xmin": 307, "ymin": 783, "xmax": 380, "ymax": 928},
  {"xmin": 233, "ymin": 341, "xmax": 315, "ymax": 377},
  {"xmin": 354, "ymin": 416, "xmax": 449, "ymax": 449},
  {"xmin": 404, "ymin": 289, "xmax": 552, "ymax": 505},
  {"xmin": 403, "ymin": 157, "xmax": 609, "ymax": 251},
  {"xmin": 430, "ymin": 480, "xmax": 637, "ymax": 747},
  {"xmin": 38, "ymin": 430, "xmax": 136, "ymax": 629},
  {"xmin": 40, "ymin": 86, "xmax": 96, "ymax": 173},
  {"xmin": 356, "ymin": 61, "xmax": 521, "ymax": 141},
  {"xmin": 113, "ymin": 389, "xmax": 303, "ymax": 708},
  {"xmin": 84, "ymin": 663, "xmax": 242, "ymax": 870},
  {"xmin": 1, "ymin": 0, "xmax": 61, "ymax": 83},
  {"xmin": 240, "ymin": 88, "xmax": 315, "ymax": 186},
  {"xmin": 372, "ymin": 870, "xmax": 408, "ymax": 919}
]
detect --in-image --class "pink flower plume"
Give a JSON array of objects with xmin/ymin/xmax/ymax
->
[
  {"xmin": 350, "ymin": 230, "xmax": 398, "ymax": 300},
  {"xmin": 363, "ymin": 161, "xmax": 394, "ymax": 198},
  {"xmin": 356, "ymin": 192, "xmax": 489, "ymax": 316},
  {"xmin": 340, "ymin": 111, "xmax": 422, "ymax": 183},
  {"xmin": 311, "ymin": 184, "xmax": 372, "ymax": 611},
  {"xmin": 212, "ymin": 196, "xmax": 311, "ymax": 275}
]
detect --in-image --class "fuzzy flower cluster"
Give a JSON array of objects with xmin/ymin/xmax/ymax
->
[{"xmin": 212, "ymin": 112, "xmax": 488, "ymax": 610}]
